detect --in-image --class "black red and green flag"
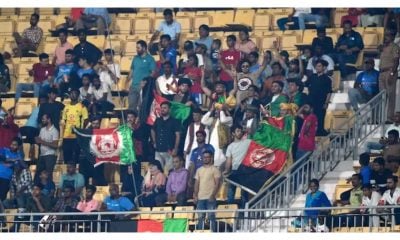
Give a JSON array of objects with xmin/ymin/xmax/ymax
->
[
  {"xmin": 147, "ymin": 93, "xmax": 191, "ymax": 125},
  {"xmin": 228, "ymin": 121, "xmax": 292, "ymax": 192},
  {"xmin": 109, "ymin": 218, "xmax": 188, "ymax": 232}
]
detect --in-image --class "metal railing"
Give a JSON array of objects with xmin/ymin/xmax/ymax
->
[
  {"xmin": 243, "ymin": 90, "xmax": 387, "ymax": 232},
  {"xmin": 0, "ymin": 204, "xmax": 399, "ymax": 233}
]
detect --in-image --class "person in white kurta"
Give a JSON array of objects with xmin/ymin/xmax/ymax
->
[
  {"xmin": 360, "ymin": 184, "xmax": 381, "ymax": 227},
  {"xmin": 201, "ymin": 108, "xmax": 233, "ymax": 168}
]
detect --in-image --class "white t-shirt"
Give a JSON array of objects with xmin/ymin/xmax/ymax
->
[
  {"xmin": 39, "ymin": 125, "xmax": 59, "ymax": 156},
  {"xmin": 156, "ymin": 74, "xmax": 178, "ymax": 95},
  {"xmin": 293, "ymin": 8, "xmax": 312, "ymax": 17},
  {"xmin": 307, "ymin": 55, "xmax": 335, "ymax": 73},
  {"xmin": 157, "ymin": 20, "xmax": 181, "ymax": 40},
  {"xmin": 226, "ymin": 139, "xmax": 252, "ymax": 170},
  {"xmin": 380, "ymin": 188, "xmax": 400, "ymax": 205},
  {"xmin": 79, "ymin": 85, "xmax": 93, "ymax": 101},
  {"xmin": 89, "ymin": 83, "xmax": 113, "ymax": 103}
]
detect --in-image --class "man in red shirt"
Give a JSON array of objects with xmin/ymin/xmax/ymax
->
[
  {"xmin": 15, "ymin": 53, "xmax": 55, "ymax": 101},
  {"xmin": 296, "ymin": 104, "xmax": 318, "ymax": 160},
  {"xmin": 219, "ymin": 35, "xmax": 242, "ymax": 92},
  {"xmin": 0, "ymin": 114, "xmax": 19, "ymax": 148}
]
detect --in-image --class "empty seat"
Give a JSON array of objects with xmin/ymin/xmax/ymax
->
[
  {"xmin": 216, "ymin": 204, "xmax": 238, "ymax": 225},
  {"xmin": 176, "ymin": 16, "xmax": 192, "ymax": 33},
  {"xmin": 103, "ymin": 36, "xmax": 125, "ymax": 55},
  {"xmin": 87, "ymin": 35, "xmax": 105, "ymax": 50},
  {"xmin": 38, "ymin": 20, "xmax": 55, "ymax": 36},
  {"xmin": 150, "ymin": 206, "xmax": 173, "ymax": 220},
  {"xmin": 260, "ymin": 34, "xmax": 279, "ymax": 51},
  {"xmin": 193, "ymin": 15, "xmax": 212, "ymax": 30},
  {"xmin": 111, "ymin": 96, "xmax": 128, "ymax": 110},
  {"xmin": 302, "ymin": 29, "xmax": 317, "ymax": 44},
  {"xmin": 173, "ymin": 206, "xmax": 195, "ymax": 220},
  {"xmin": 363, "ymin": 31, "xmax": 380, "ymax": 50},
  {"xmin": 210, "ymin": 10, "xmax": 234, "ymax": 26},
  {"xmin": 138, "ymin": 207, "xmax": 152, "ymax": 220},
  {"xmin": 1, "ymin": 98, "xmax": 15, "ymax": 111},
  {"xmin": 0, "ymin": 20, "xmax": 15, "ymax": 35},
  {"xmin": 280, "ymin": 31, "xmax": 301, "ymax": 51},
  {"xmin": 112, "ymin": 75, "xmax": 130, "ymax": 92},
  {"xmin": 120, "ymin": 56, "xmax": 134, "ymax": 73},
  {"xmin": 15, "ymin": 102, "xmax": 35, "ymax": 118},
  {"xmin": 234, "ymin": 9, "xmax": 256, "ymax": 26},
  {"xmin": 16, "ymin": 21, "xmax": 31, "ymax": 33},
  {"xmin": 114, "ymin": 18, "xmax": 132, "ymax": 34},
  {"xmin": 253, "ymin": 13, "xmax": 271, "ymax": 31},
  {"xmin": 132, "ymin": 18, "xmax": 152, "ymax": 34}
]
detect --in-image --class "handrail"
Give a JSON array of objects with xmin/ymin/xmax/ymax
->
[{"xmin": 243, "ymin": 90, "xmax": 387, "ymax": 232}]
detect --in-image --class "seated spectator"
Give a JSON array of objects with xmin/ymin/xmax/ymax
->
[
  {"xmin": 158, "ymin": 34, "xmax": 178, "ymax": 74},
  {"xmin": 287, "ymin": 58, "xmax": 304, "ymax": 81},
  {"xmin": 73, "ymin": 30, "xmax": 102, "ymax": 65},
  {"xmin": 166, "ymin": 156, "xmax": 189, "ymax": 206},
  {"xmin": 156, "ymin": 61, "xmax": 179, "ymax": 99},
  {"xmin": 260, "ymin": 62, "xmax": 286, "ymax": 99},
  {"xmin": 135, "ymin": 161, "xmax": 167, "ymax": 207},
  {"xmin": 306, "ymin": 44, "xmax": 334, "ymax": 77},
  {"xmin": 55, "ymin": 8, "xmax": 84, "ymax": 30},
  {"xmin": 287, "ymin": 79, "xmax": 306, "ymax": 107},
  {"xmin": 298, "ymin": 8, "xmax": 330, "ymax": 30},
  {"xmin": 364, "ymin": 114, "xmax": 400, "ymax": 153},
  {"xmin": 10, "ymin": 184, "xmax": 52, "ymax": 232},
  {"xmin": 360, "ymin": 8, "xmax": 386, "ymax": 27},
  {"xmin": 88, "ymin": 74, "xmax": 114, "ymax": 117},
  {"xmin": 35, "ymin": 113, "xmax": 59, "ymax": 182},
  {"xmin": 387, "ymin": 156, "xmax": 400, "ymax": 179},
  {"xmin": 0, "ymin": 154, "xmax": 15, "ymax": 201},
  {"xmin": 79, "ymin": 74, "xmax": 93, "ymax": 107},
  {"xmin": 102, "ymin": 183, "xmax": 135, "ymax": 219},
  {"xmin": 171, "ymin": 78, "xmax": 196, "ymax": 107},
  {"xmin": 58, "ymin": 163, "xmax": 85, "ymax": 198},
  {"xmin": 371, "ymin": 157, "xmax": 393, "ymax": 194},
  {"xmin": 195, "ymin": 24, "xmax": 213, "ymax": 55},
  {"xmin": 35, "ymin": 170, "xmax": 55, "ymax": 199},
  {"xmin": 194, "ymin": 150, "xmax": 221, "ymax": 232},
  {"xmin": 334, "ymin": 20, "xmax": 364, "ymax": 79},
  {"xmin": 0, "ymin": 137, "xmax": 24, "ymax": 164},
  {"xmin": 302, "ymin": 179, "xmax": 331, "ymax": 225},
  {"xmin": 359, "ymin": 153, "xmax": 373, "ymax": 185},
  {"xmin": 53, "ymin": 28, "xmax": 73, "ymax": 66},
  {"xmin": 348, "ymin": 58, "xmax": 379, "ymax": 111},
  {"xmin": 334, "ymin": 174, "xmax": 363, "ymax": 207},
  {"xmin": 277, "ymin": 8, "xmax": 311, "ymax": 30},
  {"xmin": 38, "ymin": 88, "xmax": 65, "ymax": 130},
  {"xmin": 235, "ymin": 29, "xmax": 257, "ymax": 56},
  {"xmin": 55, "ymin": 49, "xmax": 78, "ymax": 96},
  {"xmin": 6, "ymin": 161, "xmax": 33, "ymax": 210},
  {"xmin": 0, "ymin": 53, "xmax": 11, "ymax": 93},
  {"xmin": 383, "ymin": 129, "xmax": 400, "ymax": 161},
  {"xmin": 377, "ymin": 175, "xmax": 400, "ymax": 224},
  {"xmin": 15, "ymin": 53, "xmax": 55, "ymax": 101},
  {"xmin": 75, "ymin": 8, "xmax": 110, "ymax": 35},
  {"xmin": 360, "ymin": 184, "xmax": 381, "ymax": 227},
  {"xmin": 311, "ymin": 28, "xmax": 334, "ymax": 55},
  {"xmin": 262, "ymin": 81, "xmax": 288, "ymax": 118},
  {"xmin": 150, "ymin": 9, "xmax": 181, "ymax": 48},
  {"xmin": 76, "ymin": 185, "xmax": 100, "ymax": 213},
  {"xmin": 99, "ymin": 49, "xmax": 120, "ymax": 89},
  {"xmin": 12, "ymin": 13, "xmax": 43, "ymax": 57},
  {"xmin": 0, "ymin": 114, "xmax": 19, "ymax": 149},
  {"xmin": 52, "ymin": 185, "xmax": 78, "ymax": 213}
]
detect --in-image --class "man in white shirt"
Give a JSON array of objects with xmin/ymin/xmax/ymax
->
[
  {"xmin": 277, "ymin": 8, "xmax": 312, "ymax": 31},
  {"xmin": 378, "ymin": 175, "xmax": 400, "ymax": 224},
  {"xmin": 150, "ymin": 9, "xmax": 181, "ymax": 47},
  {"xmin": 306, "ymin": 44, "xmax": 334, "ymax": 76},
  {"xmin": 360, "ymin": 184, "xmax": 381, "ymax": 227},
  {"xmin": 156, "ymin": 61, "xmax": 178, "ymax": 98},
  {"xmin": 88, "ymin": 74, "xmax": 114, "ymax": 117},
  {"xmin": 99, "ymin": 49, "xmax": 121, "ymax": 90},
  {"xmin": 35, "ymin": 113, "xmax": 59, "ymax": 181}
]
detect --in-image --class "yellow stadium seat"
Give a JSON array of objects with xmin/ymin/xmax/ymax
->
[
  {"xmin": 1, "ymin": 209, "xmax": 17, "ymax": 230},
  {"xmin": 280, "ymin": 31, "xmax": 301, "ymax": 51},
  {"xmin": 174, "ymin": 206, "xmax": 195, "ymax": 221},
  {"xmin": 120, "ymin": 56, "xmax": 134, "ymax": 73},
  {"xmin": 333, "ymin": 179, "xmax": 352, "ymax": 201},
  {"xmin": 363, "ymin": 31, "xmax": 380, "ymax": 51},
  {"xmin": 271, "ymin": 13, "xmax": 291, "ymax": 30},
  {"xmin": 112, "ymin": 96, "xmax": 128, "ymax": 110},
  {"xmin": 100, "ymin": 118, "xmax": 110, "ymax": 129},
  {"xmin": 1, "ymin": 98, "xmax": 15, "ymax": 111},
  {"xmin": 87, "ymin": 35, "xmax": 105, "ymax": 51},
  {"xmin": 216, "ymin": 204, "xmax": 238, "ymax": 226},
  {"xmin": 14, "ymin": 118, "xmax": 27, "ymax": 127},
  {"xmin": 38, "ymin": 20, "xmax": 54, "ymax": 36},
  {"xmin": 113, "ymin": 74, "xmax": 130, "ymax": 92},
  {"xmin": 150, "ymin": 206, "xmax": 173, "ymax": 220},
  {"xmin": 176, "ymin": 16, "xmax": 192, "ymax": 33},
  {"xmin": 123, "ymin": 40, "xmax": 138, "ymax": 57},
  {"xmin": 253, "ymin": 13, "xmax": 271, "ymax": 31},
  {"xmin": 23, "ymin": 143, "xmax": 38, "ymax": 161},
  {"xmin": 133, "ymin": 18, "xmax": 152, "ymax": 34},
  {"xmin": 103, "ymin": 37, "xmax": 124, "ymax": 55},
  {"xmin": 114, "ymin": 18, "xmax": 132, "ymax": 34},
  {"xmin": 136, "ymin": 12, "xmax": 156, "ymax": 19},
  {"xmin": 333, "ymin": 227, "xmax": 350, "ymax": 232},
  {"xmin": 153, "ymin": 16, "xmax": 165, "ymax": 33},
  {"xmin": 0, "ymin": 20, "xmax": 15, "ymax": 35},
  {"xmin": 302, "ymin": 29, "xmax": 317, "ymax": 44},
  {"xmin": 234, "ymin": 9, "xmax": 255, "ymax": 26},
  {"xmin": 176, "ymin": 11, "xmax": 195, "ymax": 18},
  {"xmin": 325, "ymin": 110, "xmax": 355, "ymax": 134},
  {"xmin": 68, "ymin": 36, "xmax": 80, "ymax": 47},
  {"xmin": 216, "ymin": 182, "xmax": 229, "ymax": 201},
  {"xmin": 43, "ymin": 41, "xmax": 59, "ymax": 58},
  {"xmin": 138, "ymin": 207, "xmax": 152, "ymax": 220},
  {"xmin": 0, "ymin": 8, "xmax": 16, "ymax": 15},
  {"xmin": 210, "ymin": 10, "xmax": 234, "ymax": 26},
  {"xmin": 18, "ymin": 8, "xmax": 37, "ymax": 15},
  {"xmin": 15, "ymin": 102, "xmax": 35, "ymax": 118},
  {"xmin": 193, "ymin": 15, "xmax": 212, "ymax": 30},
  {"xmin": 260, "ymin": 34, "xmax": 279, "ymax": 51},
  {"xmin": 331, "ymin": 70, "xmax": 341, "ymax": 92},
  {"xmin": 109, "ymin": 118, "xmax": 120, "ymax": 128},
  {"xmin": 16, "ymin": 21, "xmax": 31, "ymax": 34},
  {"xmin": 18, "ymin": 97, "xmax": 38, "ymax": 107}
]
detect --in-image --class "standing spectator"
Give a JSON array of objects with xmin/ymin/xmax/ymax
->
[
  {"xmin": 15, "ymin": 53, "xmax": 55, "ymax": 101},
  {"xmin": 156, "ymin": 61, "xmax": 179, "ymax": 99},
  {"xmin": 166, "ymin": 156, "xmax": 189, "ymax": 206},
  {"xmin": 311, "ymin": 28, "xmax": 334, "ymax": 55},
  {"xmin": 377, "ymin": 175, "xmax": 400, "ymax": 224},
  {"xmin": 235, "ymin": 29, "xmax": 257, "ymax": 56},
  {"xmin": 53, "ymin": 28, "xmax": 73, "ymax": 66},
  {"xmin": 35, "ymin": 114, "xmax": 59, "ymax": 182},
  {"xmin": 219, "ymin": 35, "xmax": 242, "ymax": 92},
  {"xmin": 0, "ymin": 114, "xmax": 19, "ymax": 149},
  {"xmin": 305, "ymin": 59, "xmax": 332, "ymax": 136},
  {"xmin": 0, "ymin": 154, "xmax": 16, "ymax": 201},
  {"xmin": 76, "ymin": 185, "xmax": 100, "ymax": 212},
  {"xmin": 359, "ymin": 153, "xmax": 373, "ymax": 185},
  {"xmin": 240, "ymin": 105, "xmax": 260, "ymax": 138},
  {"xmin": 306, "ymin": 44, "xmax": 335, "ymax": 76},
  {"xmin": 201, "ymin": 104, "xmax": 233, "ymax": 168},
  {"xmin": 58, "ymin": 163, "xmax": 85, "ymax": 198},
  {"xmin": 38, "ymin": 88, "xmax": 65, "ymax": 130},
  {"xmin": 100, "ymin": 49, "xmax": 121, "ymax": 89},
  {"xmin": 277, "ymin": 8, "xmax": 311, "ymax": 30},
  {"xmin": 195, "ymin": 25, "xmax": 213, "ymax": 55},
  {"xmin": 158, "ymin": 34, "xmax": 178, "ymax": 74},
  {"xmin": 194, "ymin": 150, "xmax": 221, "ymax": 232},
  {"xmin": 383, "ymin": 130, "xmax": 400, "ymax": 162},
  {"xmin": 75, "ymin": 8, "xmax": 110, "ymax": 35},
  {"xmin": 182, "ymin": 55, "xmax": 202, "ymax": 105},
  {"xmin": 73, "ymin": 30, "xmax": 102, "ymax": 65},
  {"xmin": 348, "ymin": 58, "xmax": 380, "ymax": 111},
  {"xmin": 260, "ymin": 62, "xmax": 286, "ymax": 99},
  {"xmin": 151, "ymin": 101, "xmax": 181, "ymax": 172},
  {"xmin": 360, "ymin": 184, "xmax": 381, "ymax": 227},
  {"xmin": 150, "ymin": 9, "xmax": 181, "ymax": 47},
  {"xmin": 334, "ymin": 20, "xmax": 364, "ymax": 79},
  {"xmin": 296, "ymin": 104, "xmax": 318, "ymax": 160},
  {"xmin": 302, "ymin": 179, "xmax": 331, "ymax": 226},
  {"xmin": 8, "ymin": 161, "xmax": 33, "ymax": 210},
  {"xmin": 88, "ymin": 74, "xmax": 114, "ymax": 117},
  {"xmin": 379, "ymin": 32, "xmax": 400, "ymax": 123},
  {"xmin": 0, "ymin": 53, "xmax": 11, "ymax": 93},
  {"xmin": 195, "ymin": 43, "xmax": 213, "ymax": 83},
  {"xmin": 13, "ymin": 13, "xmax": 43, "ymax": 57},
  {"xmin": 55, "ymin": 49, "xmax": 78, "ymax": 95},
  {"xmin": 61, "ymin": 89, "xmax": 88, "ymax": 164},
  {"xmin": 371, "ymin": 157, "xmax": 393, "ymax": 195},
  {"xmin": 135, "ymin": 161, "xmax": 167, "ymax": 207},
  {"xmin": 224, "ymin": 125, "xmax": 251, "ymax": 206},
  {"xmin": 184, "ymin": 110, "xmax": 209, "ymax": 168},
  {"xmin": 287, "ymin": 79, "xmax": 306, "ymax": 107},
  {"xmin": 128, "ymin": 40, "xmax": 156, "ymax": 111},
  {"xmin": 262, "ymin": 81, "xmax": 288, "ymax": 118}
]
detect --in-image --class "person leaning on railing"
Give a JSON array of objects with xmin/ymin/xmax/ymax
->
[{"xmin": 377, "ymin": 175, "xmax": 400, "ymax": 225}]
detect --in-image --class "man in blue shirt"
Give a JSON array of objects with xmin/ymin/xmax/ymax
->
[
  {"xmin": 158, "ymin": 34, "xmax": 178, "ymax": 75},
  {"xmin": 348, "ymin": 58, "xmax": 379, "ymax": 111},
  {"xmin": 128, "ymin": 40, "xmax": 156, "ymax": 111},
  {"xmin": 55, "ymin": 49, "xmax": 78, "ymax": 96},
  {"xmin": 102, "ymin": 184, "xmax": 135, "ymax": 220},
  {"xmin": 334, "ymin": 20, "xmax": 364, "ymax": 78},
  {"xmin": 188, "ymin": 131, "xmax": 215, "ymax": 182},
  {"xmin": 75, "ymin": 8, "xmax": 110, "ymax": 35}
]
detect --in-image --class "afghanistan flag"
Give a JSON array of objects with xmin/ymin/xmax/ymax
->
[
  {"xmin": 147, "ymin": 93, "xmax": 191, "ymax": 125},
  {"xmin": 74, "ymin": 124, "xmax": 136, "ymax": 167},
  {"xmin": 109, "ymin": 219, "xmax": 188, "ymax": 232},
  {"xmin": 228, "ymin": 121, "xmax": 292, "ymax": 193}
]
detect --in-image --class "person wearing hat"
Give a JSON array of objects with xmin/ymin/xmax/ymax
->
[
  {"xmin": 348, "ymin": 58, "xmax": 379, "ymax": 111},
  {"xmin": 195, "ymin": 24, "xmax": 213, "ymax": 55},
  {"xmin": 311, "ymin": 28, "xmax": 334, "ymax": 55},
  {"xmin": 156, "ymin": 61, "xmax": 179, "ymax": 99}
]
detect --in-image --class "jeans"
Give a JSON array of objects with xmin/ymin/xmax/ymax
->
[
  {"xmin": 277, "ymin": 17, "xmax": 300, "ymax": 30},
  {"xmin": 196, "ymin": 199, "xmax": 217, "ymax": 232},
  {"xmin": 332, "ymin": 53, "xmax": 358, "ymax": 78},
  {"xmin": 227, "ymin": 171, "xmax": 249, "ymax": 208},
  {"xmin": 348, "ymin": 88, "xmax": 368, "ymax": 111},
  {"xmin": 36, "ymin": 154, "xmax": 57, "ymax": 182},
  {"xmin": 298, "ymin": 13, "xmax": 327, "ymax": 29},
  {"xmin": 15, "ymin": 80, "xmax": 50, "ymax": 100},
  {"xmin": 128, "ymin": 88, "xmax": 141, "ymax": 112},
  {"xmin": 364, "ymin": 142, "xmax": 384, "ymax": 153}
]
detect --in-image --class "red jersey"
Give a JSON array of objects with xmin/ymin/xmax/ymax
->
[
  {"xmin": 32, "ymin": 63, "xmax": 55, "ymax": 83},
  {"xmin": 219, "ymin": 49, "xmax": 241, "ymax": 81},
  {"xmin": 298, "ymin": 113, "xmax": 318, "ymax": 151},
  {"xmin": 184, "ymin": 66, "xmax": 203, "ymax": 94}
]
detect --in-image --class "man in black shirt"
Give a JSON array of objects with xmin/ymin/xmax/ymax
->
[
  {"xmin": 151, "ymin": 101, "xmax": 181, "ymax": 173},
  {"xmin": 311, "ymin": 28, "xmax": 334, "ymax": 56},
  {"xmin": 371, "ymin": 157, "xmax": 393, "ymax": 195},
  {"xmin": 73, "ymin": 29, "xmax": 102, "ymax": 65},
  {"xmin": 38, "ymin": 88, "xmax": 64, "ymax": 130},
  {"xmin": 305, "ymin": 59, "xmax": 332, "ymax": 136}
]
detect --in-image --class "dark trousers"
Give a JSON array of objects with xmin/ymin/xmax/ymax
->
[
  {"xmin": 62, "ymin": 138, "xmax": 80, "ymax": 164},
  {"xmin": 0, "ymin": 178, "xmax": 10, "ymax": 201},
  {"xmin": 35, "ymin": 154, "xmax": 57, "ymax": 182},
  {"xmin": 94, "ymin": 100, "xmax": 114, "ymax": 117},
  {"xmin": 313, "ymin": 105, "xmax": 327, "ymax": 136},
  {"xmin": 333, "ymin": 53, "xmax": 358, "ymax": 78},
  {"xmin": 19, "ymin": 126, "xmax": 39, "ymax": 144},
  {"xmin": 79, "ymin": 159, "xmax": 107, "ymax": 186}
]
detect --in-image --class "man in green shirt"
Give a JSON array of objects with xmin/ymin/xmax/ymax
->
[{"xmin": 128, "ymin": 40, "xmax": 156, "ymax": 112}]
